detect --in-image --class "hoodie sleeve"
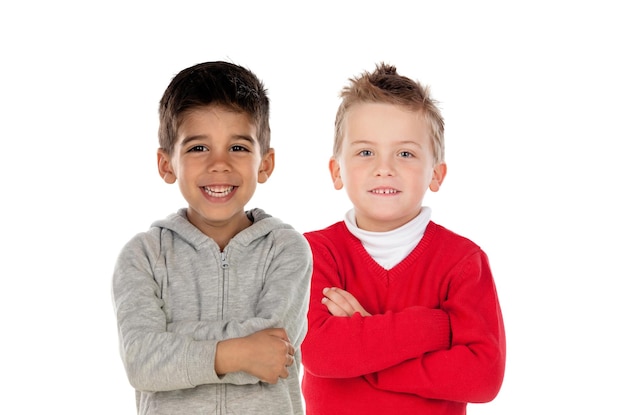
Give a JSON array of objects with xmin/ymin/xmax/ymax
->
[{"xmin": 112, "ymin": 231, "xmax": 223, "ymax": 392}]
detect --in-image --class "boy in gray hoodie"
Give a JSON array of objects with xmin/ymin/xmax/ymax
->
[{"xmin": 112, "ymin": 61, "xmax": 312, "ymax": 414}]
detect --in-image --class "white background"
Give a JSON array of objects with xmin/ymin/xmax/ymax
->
[{"xmin": 2, "ymin": 1, "xmax": 624, "ymax": 413}]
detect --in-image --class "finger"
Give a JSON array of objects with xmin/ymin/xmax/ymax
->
[
  {"xmin": 332, "ymin": 288, "xmax": 358, "ymax": 306},
  {"xmin": 324, "ymin": 287, "xmax": 351, "ymax": 307},
  {"xmin": 322, "ymin": 297, "xmax": 350, "ymax": 317},
  {"xmin": 269, "ymin": 328, "xmax": 289, "ymax": 341},
  {"xmin": 323, "ymin": 289, "xmax": 354, "ymax": 314},
  {"xmin": 326, "ymin": 287, "xmax": 368, "ymax": 316},
  {"xmin": 339, "ymin": 291, "xmax": 364, "ymax": 312}
]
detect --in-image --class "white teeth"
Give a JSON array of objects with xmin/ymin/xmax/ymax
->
[
  {"xmin": 203, "ymin": 186, "xmax": 234, "ymax": 197},
  {"xmin": 371, "ymin": 189, "xmax": 398, "ymax": 194}
]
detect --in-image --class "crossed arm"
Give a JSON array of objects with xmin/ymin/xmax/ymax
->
[
  {"xmin": 302, "ymin": 236, "xmax": 505, "ymax": 403},
  {"xmin": 113, "ymin": 231, "xmax": 312, "ymax": 391}
]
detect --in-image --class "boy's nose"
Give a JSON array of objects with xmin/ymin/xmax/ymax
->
[
  {"xmin": 374, "ymin": 157, "xmax": 395, "ymax": 176},
  {"xmin": 208, "ymin": 151, "xmax": 231, "ymax": 172}
]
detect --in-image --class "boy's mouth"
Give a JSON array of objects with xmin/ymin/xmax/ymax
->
[
  {"xmin": 203, "ymin": 185, "xmax": 235, "ymax": 198},
  {"xmin": 370, "ymin": 188, "xmax": 399, "ymax": 195}
]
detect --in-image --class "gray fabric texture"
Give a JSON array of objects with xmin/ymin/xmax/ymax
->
[{"xmin": 112, "ymin": 208, "xmax": 312, "ymax": 414}]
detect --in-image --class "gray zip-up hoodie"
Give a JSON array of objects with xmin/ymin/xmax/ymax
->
[{"xmin": 112, "ymin": 208, "xmax": 312, "ymax": 414}]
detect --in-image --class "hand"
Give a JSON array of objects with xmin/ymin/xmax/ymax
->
[
  {"xmin": 239, "ymin": 328, "xmax": 295, "ymax": 384},
  {"xmin": 322, "ymin": 287, "xmax": 371, "ymax": 317}
]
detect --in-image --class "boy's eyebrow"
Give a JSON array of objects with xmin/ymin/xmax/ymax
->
[
  {"xmin": 179, "ymin": 135, "xmax": 204, "ymax": 147},
  {"xmin": 233, "ymin": 134, "xmax": 257, "ymax": 145},
  {"xmin": 349, "ymin": 139, "xmax": 423, "ymax": 148},
  {"xmin": 179, "ymin": 134, "xmax": 257, "ymax": 147}
]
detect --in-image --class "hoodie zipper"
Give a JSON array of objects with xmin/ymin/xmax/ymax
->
[
  {"xmin": 219, "ymin": 250, "xmax": 230, "ymax": 415},
  {"xmin": 220, "ymin": 250, "xmax": 230, "ymax": 317}
]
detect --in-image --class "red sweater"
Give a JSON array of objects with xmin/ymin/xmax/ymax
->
[{"xmin": 301, "ymin": 221, "xmax": 506, "ymax": 415}]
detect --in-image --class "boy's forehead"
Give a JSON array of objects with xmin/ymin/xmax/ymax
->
[
  {"xmin": 346, "ymin": 102, "xmax": 423, "ymax": 119},
  {"xmin": 176, "ymin": 106, "xmax": 259, "ymax": 142},
  {"xmin": 344, "ymin": 103, "xmax": 429, "ymax": 137},
  {"xmin": 180, "ymin": 104, "xmax": 254, "ymax": 123}
]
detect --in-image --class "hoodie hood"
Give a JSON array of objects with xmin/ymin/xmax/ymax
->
[{"xmin": 151, "ymin": 208, "xmax": 294, "ymax": 251}]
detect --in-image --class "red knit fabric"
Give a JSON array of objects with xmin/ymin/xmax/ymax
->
[{"xmin": 301, "ymin": 221, "xmax": 506, "ymax": 415}]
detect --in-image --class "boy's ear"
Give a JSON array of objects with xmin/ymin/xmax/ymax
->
[
  {"xmin": 157, "ymin": 148, "xmax": 177, "ymax": 184},
  {"xmin": 329, "ymin": 157, "xmax": 343, "ymax": 190},
  {"xmin": 429, "ymin": 162, "xmax": 447, "ymax": 192},
  {"xmin": 257, "ymin": 148, "xmax": 275, "ymax": 184}
]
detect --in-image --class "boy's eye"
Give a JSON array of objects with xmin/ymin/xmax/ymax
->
[
  {"xmin": 231, "ymin": 145, "xmax": 249, "ymax": 152},
  {"xmin": 358, "ymin": 150, "xmax": 373, "ymax": 157},
  {"xmin": 188, "ymin": 145, "xmax": 207, "ymax": 152},
  {"xmin": 399, "ymin": 151, "xmax": 414, "ymax": 158}
]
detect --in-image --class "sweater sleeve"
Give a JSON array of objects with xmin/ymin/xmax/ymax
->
[
  {"xmin": 112, "ymin": 233, "xmax": 221, "ymax": 392},
  {"xmin": 364, "ymin": 250, "xmax": 506, "ymax": 403},
  {"xmin": 301, "ymin": 233, "xmax": 451, "ymax": 378}
]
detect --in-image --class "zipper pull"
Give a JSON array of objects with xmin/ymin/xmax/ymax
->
[{"xmin": 220, "ymin": 251, "xmax": 229, "ymax": 269}]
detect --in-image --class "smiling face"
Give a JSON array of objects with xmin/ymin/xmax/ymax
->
[
  {"xmin": 157, "ymin": 105, "xmax": 274, "ymax": 241},
  {"xmin": 330, "ymin": 102, "xmax": 446, "ymax": 232}
]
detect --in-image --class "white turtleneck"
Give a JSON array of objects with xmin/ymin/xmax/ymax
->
[{"xmin": 344, "ymin": 207, "xmax": 432, "ymax": 270}]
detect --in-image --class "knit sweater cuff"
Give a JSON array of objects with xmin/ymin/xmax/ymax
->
[
  {"xmin": 397, "ymin": 308, "xmax": 450, "ymax": 356},
  {"xmin": 428, "ymin": 309, "xmax": 452, "ymax": 351}
]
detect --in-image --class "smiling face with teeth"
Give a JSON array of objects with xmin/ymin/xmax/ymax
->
[
  {"xmin": 330, "ymin": 102, "xmax": 447, "ymax": 232},
  {"xmin": 157, "ymin": 105, "xmax": 274, "ymax": 245}
]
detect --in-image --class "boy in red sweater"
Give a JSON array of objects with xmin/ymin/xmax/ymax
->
[{"xmin": 301, "ymin": 63, "xmax": 506, "ymax": 414}]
